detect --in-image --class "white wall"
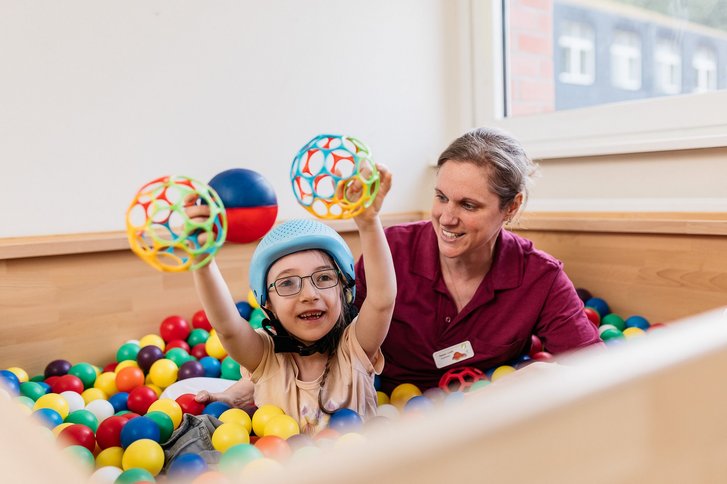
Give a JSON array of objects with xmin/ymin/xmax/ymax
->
[{"xmin": 1, "ymin": 1, "xmax": 470, "ymax": 237}]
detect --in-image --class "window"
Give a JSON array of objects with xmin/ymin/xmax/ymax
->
[
  {"xmin": 473, "ymin": 0, "xmax": 727, "ymax": 158},
  {"xmin": 693, "ymin": 46, "xmax": 718, "ymax": 92},
  {"xmin": 610, "ymin": 30, "xmax": 642, "ymax": 90},
  {"xmin": 559, "ymin": 20, "xmax": 595, "ymax": 85},
  {"xmin": 655, "ymin": 38, "xmax": 682, "ymax": 94}
]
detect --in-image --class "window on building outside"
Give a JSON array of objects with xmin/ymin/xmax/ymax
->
[
  {"xmin": 558, "ymin": 20, "xmax": 596, "ymax": 85},
  {"xmin": 610, "ymin": 30, "xmax": 642, "ymax": 90},
  {"xmin": 693, "ymin": 46, "xmax": 718, "ymax": 92},
  {"xmin": 655, "ymin": 38, "xmax": 682, "ymax": 94}
]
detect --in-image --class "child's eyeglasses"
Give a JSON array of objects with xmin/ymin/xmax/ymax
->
[{"xmin": 267, "ymin": 269, "xmax": 340, "ymax": 297}]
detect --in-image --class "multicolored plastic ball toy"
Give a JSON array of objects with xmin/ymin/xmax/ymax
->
[
  {"xmin": 126, "ymin": 175, "xmax": 227, "ymax": 272},
  {"xmin": 438, "ymin": 366, "xmax": 486, "ymax": 393},
  {"xmin": 290, "ymin": 134, "xmax": 380, "ymax": 219}
]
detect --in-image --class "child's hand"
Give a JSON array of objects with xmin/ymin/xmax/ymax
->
[
  {"xmin": 183, "ymin": 193, "xmax": 213, "ymax": 250},
  {"xmin": 351, "ymin": 163, "xmax": 392, "ymax": 225}
]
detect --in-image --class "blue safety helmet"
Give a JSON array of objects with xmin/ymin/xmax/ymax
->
[{"xmin": 249, "ymin": 219, "xmax": 356, "ymax": 307}]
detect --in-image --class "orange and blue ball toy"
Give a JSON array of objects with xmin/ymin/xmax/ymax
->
[{"xmin": 208, "ymin": 168, "xmax": 278, "ymax": 244}]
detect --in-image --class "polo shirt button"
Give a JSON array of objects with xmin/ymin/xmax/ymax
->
[{"xmin": 445, "ymin": 317, "xmax": 451, "ymax": 324}]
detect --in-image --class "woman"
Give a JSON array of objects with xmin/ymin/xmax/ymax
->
[{"xmin": 354, "ymin": 127, "xmax": 602, "ymax": 394}]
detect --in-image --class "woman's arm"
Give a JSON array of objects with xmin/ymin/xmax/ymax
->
[{"xmin": 351, "ymin": 165, "xmax": 397, "ymax": 361}]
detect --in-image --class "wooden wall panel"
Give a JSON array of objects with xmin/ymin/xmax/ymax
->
[{"xmin": 0, "ymin": 228, "xmax": 365, "ymax": 375}]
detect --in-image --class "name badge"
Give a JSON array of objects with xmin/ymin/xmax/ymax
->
[{"xmin": 432, "ymin": 341, "xmax": 474, "ymax": 369}]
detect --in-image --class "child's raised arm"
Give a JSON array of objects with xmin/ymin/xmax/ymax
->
[
  {"xmin": 350, "ymin": 165, "xmax": 396, "ymax": 361},
  {"xmin": 184, "ymin": 196, "xmax": 265, "ymax": 372}
]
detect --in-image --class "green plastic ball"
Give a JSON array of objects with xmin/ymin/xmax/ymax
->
[
  {"xmin": 115, "ymin": 467, "xmax": 156, "ymax": 484},
  {"xmin": 68, "ymin": 362, "xmax": 98, "ymax": 389},
  {"xmin": 221, "ymin": 357, "xmax": 242, "ymax": 380},
  {"xmin": 15, "ymin": 395, "xmax": 35, "ymax": 409},
  {"xmin": 601, "ymin": 313, "xmax": 625, "ymax": 331},
  {"xmin": 63, "ymin": 445, "xmax": 95, "ymax": 470},
  {"xmin": 65, "ymin": 409, "xmax": 100, "ymax": 433},
  {"xmin": 248, "ymin": 308, "xmax": 266, "ymax": 329},
  {"xmin": 116, "ymin": 342, "xmax": 141, "ymax": 363},
  {"xmin": 29, "ymin": 374, "xmax": 45, "ymax": 383},
  {"xmin": 600, "ymin": 327, "xmax": 624, "ymax": 342},
  {"xmin": 165, "ymin": 348, "xmax": 192, "ymax": 367},
  {"xmin": 145, "ymin": 411, "xmax": 175, "ymax": 443},
  {"xmin": 218, "ymin": 443, "xmax": 263, "ymax": 475},
  {"xmin": 187, "ymin": 328, "xmax": 210, "ymax": 347},
  {"xmin": 20, "ymin": 381, "xmax": 47, "ymax": 401}
]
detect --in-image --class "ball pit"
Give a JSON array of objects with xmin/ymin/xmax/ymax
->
[{"xmin": 2, "ymin": 291, "xmax": 658, "ymax": 481}]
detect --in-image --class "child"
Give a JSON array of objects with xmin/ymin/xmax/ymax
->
[{"xmin": 185, "ymin": 166, "xmax": 394, "ymax": 434}]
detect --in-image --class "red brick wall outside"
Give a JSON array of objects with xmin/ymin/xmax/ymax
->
[{"xmin": 508, "ymin": 0, "xmax": 555, "ymax": 116}]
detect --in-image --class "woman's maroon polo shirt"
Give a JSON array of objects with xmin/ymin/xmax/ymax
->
[{"xmin": 355, "ymin": 221, "xmax": 601, "ymax": 394}]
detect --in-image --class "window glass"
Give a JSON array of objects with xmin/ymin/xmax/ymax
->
[{"xmin": 507, "ymin": 0, "xmax": 727, "ymax": 117}]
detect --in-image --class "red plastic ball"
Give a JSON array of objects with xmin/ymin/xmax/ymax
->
[
  {"xmin": 190, "ymin": 343, "xmax": 208, "ymax": 360},
  {"xmin": 528, "ymin": 334, "xmax": 543, "ymax": 357},
  {"xmin": 96, "ymin": 415, "xmax": 128, "ymax": 449},
  {"xmin": 584, "ymin": 307, "xmax": 601, "ymax": 327},
  {"xmin": 127, "ymin": 386, "xmax": 159, "ymax": 415},
  {"xmin": 44, "ymin": 375, "xmax": 61, "ymax": 388},
  {"xmin": 102, "ymin": 362, "xmax": 118, "ymax": 373},
  {"xmin": 532, "ymin": 351, "xmax": 554, "ymax": 361},
  {"xmin": 160, "ymin": 315, "xmax": 191, "ymax": 343},
  {"xmin": 253, "ymin": 435, "xmax": 292, "ymax": 462},
  {"xmin": 176, "ymin": 393, "xmax": 205, "ymax": 415},
  {"xmin": 59, "ymin": 424, "xmax": 96, "ymax": 452},
  {"xmin": 192, "ymin": 310, "xmax": 212, "ymax": 331},
  {"xmin": 165, "ymin": 339, "xmax": 191, "ymax": 353},
  {"xmin": 51, "ymin": 374, "xmax": 85, "ymax": 394},
  {"xmin": 438, "ymin": 366, "xmax": 486, "ymax": 393}
]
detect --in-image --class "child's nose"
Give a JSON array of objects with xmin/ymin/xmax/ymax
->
[{"xmin": 298, "ymin": 277, "xmax": 320, "ymax": 299}]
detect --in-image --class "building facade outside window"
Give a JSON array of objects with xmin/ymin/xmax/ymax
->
[
  {"xmin": 610, "ymin": 29, "xmax": 642, "ymax": 90},
  {"xmin": 693, "ymin": 45, "xmax": 718, "ymax": 92}
]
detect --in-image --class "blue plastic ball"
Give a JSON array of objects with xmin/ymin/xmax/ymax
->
[
  {"xmin": 202, "ymin": 401, "xmax": 231, "ymax": 419},
  {"xmin": 168, "ymin": 453, "xmax": 209, "ymax": 479},
  {"xmin": 199, "ymin": 356, "xmax": 221, "ymax": 378},
  {"xmin": 120, "ymin": 416, "xmax": 161, "ymax": 448},
  {"xmin": 403, "ymin": 395, "xmax": 435, "ymax": 412},
  {"xmin": 33, "ymin": 408, "xmax": 63, "ymax": 428},
  {"xmin": 108, "ymin": 392, "xmax": 129, "ymax": 413},
  {"xmin": 373, "ymin": 374, "xmax": 381, "ymax": 391},
  {"xmin": 0, "ymin": 370, "xmax": 20, "ymax": 395},
  {"xmin": 235, "ymin": 301, "xmax": 253, "ymax": 320},
  {"xmin": 585, "ymin": 297, "xmax": 611, "ymax": 317},
  {"xmin": 625, "ymin": 315, "xmax": 650, "ymax": 330},
  {"xmin": 327, "ymin": 408, "xmax": 363, "ymax": 432}
]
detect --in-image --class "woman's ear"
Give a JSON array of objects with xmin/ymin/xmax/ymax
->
[{"xmin": 506, "ymin": 193, "xmax": 524, "ymax": 222}]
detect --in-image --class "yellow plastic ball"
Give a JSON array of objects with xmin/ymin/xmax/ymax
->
[
  {"xmin": 148, "ymin": 359, "xmax": 179, "ymax": 388},
  {"xmin": 623, "ymin": 327, "xmax": 646, "ymax": 339},
  {"xmin": 247, "ymin": 289, "xmax": 260, "ymax": 309},
  {"xmin": 147, "ymin": 398, "xmax": 183, "ymax": 429},
  {"xmin": 96, "ymin": 446, "xmax": 124, "ymax": 468},
  {"xmin": 34, "ymin": 393, "xmax": 70, "ymax": 420},
  {"xmin": 263, "ymin": 414, "xmax": 300, "ymax": 439},
  {"xmin": 211, "ymin": 422, "xmax": 250, "ymax": 452},
  {"xmin": 146, "ymin": 383, "xmax": 163, "ymax": 397},
  {"xmin": 251, "ymin": 404, "xmax": 285, "ymax": 437},
  {"xmin": 376, "ymin": 391, "xmax": 389, "ymax": 406},
  {"xmin": 491, "ymin": 365, "xmax": 516, "ymax": 382},
  {"xmin": 219, "ymin": 408, "xmax": 252, "ymax": 433},
  {"xmin": 139, "ymin": 334, "xmax": 166, "ymax": 351},
  {"xmin": 389, "ymin": 383, "xmax": 421, "ymax": 409},
  {"xmin": 334, "ymin": 432, "xmax": 367, "ymax": 448},
  {"xmin": 122, "ymin": 438, "xmax": 165, "ymax": 476},
  {"xmin": 205, "ymin": 331, "xmax": 228, "ymax": 360},
  {"xmin": 51, "ymin": 422, "xmax": 73, "ymax": 437},
  {"xmin": 82, "ymin": 388, "xmax": 107, "ymax": 405},
  {"xmin": 94, "ymin": 372, "xmax": 119, "ymax": 397},
  {"xmin": 114, "ymin": 360, "xmax": 140, "ymax": 373},
  {"xmin": 7, "ymin": 367, "xmax": 29, "ymax": 383}
]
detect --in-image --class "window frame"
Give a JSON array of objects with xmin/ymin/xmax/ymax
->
[{"xmin": 471, "ymin": 1, "xmax": 727, "ymax": 160}]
